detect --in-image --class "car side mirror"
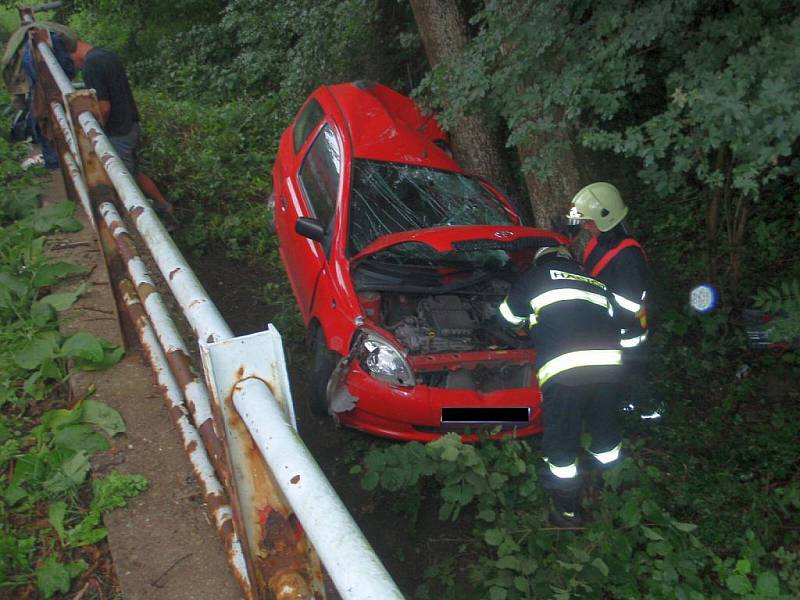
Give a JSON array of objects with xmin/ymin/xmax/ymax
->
[{"xmin": 295, "ymin": 217, "xmax": 326, "ymax": 242}]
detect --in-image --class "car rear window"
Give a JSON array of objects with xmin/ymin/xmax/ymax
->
[
  {"xmin": 293, "ymin": 99, "xmax": 325, "ymax": 153},
  {"xmin": 348, "ymin": 160, "xmax": 514, "ymax": 254},
  {"xmin": 299, "ymin": 125, "xmax": 341, "ymax": 226}
]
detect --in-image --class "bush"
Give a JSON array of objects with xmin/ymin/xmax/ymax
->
[{"xmin": 135, "ymin": 90, "xmax": 279, "ymax": 257}]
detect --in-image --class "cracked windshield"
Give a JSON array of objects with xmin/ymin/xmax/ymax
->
[{"xmin": 348, "ymin": 160, "xmax": 514, "ymax": 254}]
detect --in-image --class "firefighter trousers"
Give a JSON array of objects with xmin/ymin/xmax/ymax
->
[{"xmin": 541, "ymin": 381, "xmax": 621, "ymax": 469}]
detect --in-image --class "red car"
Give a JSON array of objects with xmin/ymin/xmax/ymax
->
[{"xmin": 271, "ymin": 81, "xmax": 567, "ymax": 442}]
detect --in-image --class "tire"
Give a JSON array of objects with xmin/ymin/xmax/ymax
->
[{"xmin": 308, "ymin": 327, "xmax": 339, "ymax": 417}]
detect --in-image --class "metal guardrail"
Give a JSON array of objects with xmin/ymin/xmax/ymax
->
[{"xmin": 19, "ymin": 10, "xmax": 403, "ymax": 600}]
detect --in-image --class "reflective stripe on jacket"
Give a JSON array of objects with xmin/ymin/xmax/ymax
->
[{"xmin": 501, "ymin": 256, "xmax": 623, "ymax": 387}]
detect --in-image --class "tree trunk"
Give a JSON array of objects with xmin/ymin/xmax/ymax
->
[
  {"xmin": 409, "ymin": 0, "xmax": 519, "ymax": 199},
  {"xmin": 518, "ymin": 129, "xmax": 583, "ymax": 229}
]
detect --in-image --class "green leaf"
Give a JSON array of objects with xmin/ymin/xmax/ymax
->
[
  {"xmin": 15, "ymin": 332, "xmax": 61, "ymax": 370},
  {"xmin": 441, "ymin": 444, "xmax": 460, "ymax": 461},
  {"xmin": 31, "ymin": 262, "xmax": 87, "ymax": 288},
  {"xmin": 82, "ymin": 400, "xmax": 126, "ymax": 436},
  {"xmin": 29, "ymin": 201, "xmax": 82, "ymax": 233},
  {"xmin": 35, "ymin": 556, "xmax": 86, "ymax": 598},
  {"xmin": 478, "ymin": 509, "xmax": 496, "ymax": 522},
  {"xmin": 484, "ymin": 528, "xmax": 505, "ymax": 546},
  {"xmin": 362, "ymin": 471, "xmax": 379, "ymax": 491},
  {"xmin": 44, "ymin": 450, "xmax": 90, "ymax": 493},
  {"xmin": 735, "ymin": 559, "xmax": 751, "ymax": 575},
  {"xmin": 35, "ymin": 556, "xmax": 72, "ymax": 598},
  {"xmin": 641, "ymin": 526, "xmax": 665, "ymax": 541},
  {"xmin": 39, "ymin": 282, "xmax": 87, "ymax": 311},
  {"xmin": 754, "ymin": 571, "xmax": 780, "ymax": 597},
  {"xmin": 4, "ymin": 483, "xmax": 28, "ymax": 506},
  {"xmin": 30, "ymin": 300, "xmax": 56, "ymax": 326},
  {"xmin": 496, "ymin": 555, "xmax": 520, "ymax": 570},
  {"xmin": 671, "ymin": 520, "xmax": 698, "ymax": 533},
  {"xmin": 74, "ymin": 342, "xmax": 124, "ymax": 371},
  {"xmin": 726, "ymin": 573, "xmax": 753, "ymax": 594},
  {"xmin": 61, "ymin": 332, "xmax": 104, "ymax": 363},
  {"xmin": 513, "ymin": 576, "xmax": 530, "ymax": 593},
  {"xmin": 569, "ymin": 545, "xmax": 591, "ymax": 562},
  {"xmin": 48, "ymin": 501, "xmax": 68, "ymax": 543},
  {"xmin": 66, "ymin": 522, "xmax": 108, "ymax": 548},
  {"xmin": 620, "ymin": 499, "xmax": 641, "ymax": 526},
  {"xmin": 489, "ymin": 586, "xmax": 507, "ymax": 600},
  {"xmin": 0, "ymin": 271, "xmax": 29, "ymax": 297},
  {"xmin": 53, "ymin": 424, "xmax": 110, "ymax": 454},
  {"xmin": 591, "ymin": 557, "xmax": 609, "ymax": 577}
]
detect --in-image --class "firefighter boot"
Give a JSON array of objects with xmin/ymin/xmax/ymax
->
[{"xmin": 549, "ymin": 486, "xmax": 583, "ymax": 528}]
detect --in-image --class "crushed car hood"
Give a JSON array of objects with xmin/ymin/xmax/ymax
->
[{"xmin": 351, "ymin": 225, "xmax": 569, "ymax": 262}]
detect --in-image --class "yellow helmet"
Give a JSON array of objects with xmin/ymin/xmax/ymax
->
[{"xmin": 567, "ymin": 182, "xmax": 628, "ymax": 232}]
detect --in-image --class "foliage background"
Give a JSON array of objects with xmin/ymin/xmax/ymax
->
[{"xmin": 3, "ymin": 0, "xmax": 797, "ymax": 597}]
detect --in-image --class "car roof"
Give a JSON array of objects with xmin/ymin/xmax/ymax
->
[{"xmin": 318, "ymin": 81, "xmax": 461, "ymax": 171}]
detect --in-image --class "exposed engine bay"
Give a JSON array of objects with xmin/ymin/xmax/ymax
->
[
  {"xmin": 375, "ymin": 292, "xmax": 520, "ymax": 354},
  {"xmin": 357, "ymin": 287, "xmax": 533, "ymax": 392}
]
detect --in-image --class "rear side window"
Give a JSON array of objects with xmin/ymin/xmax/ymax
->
[
  {"xmin": 299, "ymin": 125, "xmax": 341, "ymax": 227},
  {"xmin": 293, "ymin": 99, "xmax": 325, "ymax": 153}
]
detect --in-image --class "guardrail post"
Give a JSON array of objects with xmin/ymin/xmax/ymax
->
[
  {"xmin": 200, "ymin": 334, "xmax": 322, "ymax": 598},
  {"xmin": 62, "ymin": 88, "xmax": 134, "ymax": 347}
]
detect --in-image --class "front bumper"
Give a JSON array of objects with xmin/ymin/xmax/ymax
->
[{"xmin": 331, "ymin": 362, "xmax": 543, "ymax": 442}]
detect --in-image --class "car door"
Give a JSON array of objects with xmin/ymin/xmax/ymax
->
[{"xmin": 280, "ymin": 122, "xmax": 342, "ymax": 321}]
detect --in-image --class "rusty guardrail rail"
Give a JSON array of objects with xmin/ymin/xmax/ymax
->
[{"xmin": 19, "ymin": 7, "xmax": 403, "ymax": 599}]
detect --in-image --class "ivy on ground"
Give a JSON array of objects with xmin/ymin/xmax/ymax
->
[
  {"xmin": 0, "ymin": 126, "xmax": 146, "ymax": 597},
  {"xmin": 355, "ymin": 420, "xmax": 799, "ymax": 599}
]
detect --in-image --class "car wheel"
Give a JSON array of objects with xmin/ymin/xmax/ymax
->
[{"xmin": 309, "ymin": 327, "xmax": 338, "ymax": 417}]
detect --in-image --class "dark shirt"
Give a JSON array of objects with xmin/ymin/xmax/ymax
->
[
  {"xmin": 506, "ymin": 256, "xmax": 622, "ymax": 387},
  {"xmin": 83, "ymin": 47, "xmax": 139, "ymax": 137}
]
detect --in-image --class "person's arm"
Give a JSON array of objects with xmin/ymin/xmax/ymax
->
[
  {"xmin": 82, "ymin": 57, "xmax": 112, "ymax": 127},
  {"xmin": 97, "ymin": 100, "xmax": 111, "ymax": 126}
]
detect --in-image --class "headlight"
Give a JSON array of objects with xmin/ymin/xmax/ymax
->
[{"xmin": 357, "ymin": 330, "xmax": 414, "ymax": 387}]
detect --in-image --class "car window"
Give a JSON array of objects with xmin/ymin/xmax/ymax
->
[
  {"xmin": 348, "ymin": 160, "xmax": 514, "ymax": 254},
  {"xmin": 293, "ymin": 99, "xmax": 325, "ymax": 153},
  {"xmin": 299, "ymin": 125, "xmax": 341, "ymax": 227}
]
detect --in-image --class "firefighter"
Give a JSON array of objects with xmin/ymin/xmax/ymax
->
[
  {"xmin": 567, "ymin": 182, "xmax": 658, "ymax": 420},
  {"xmin": 498, "ymin": 245, "xmax": 624, "ymax": 527},
  {"xmin": 567, "ymin": 182, "xmax": 648, "ymax": 351}
]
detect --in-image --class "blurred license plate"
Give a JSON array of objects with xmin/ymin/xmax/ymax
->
[{"xmin": 442, "ymin": 407, "xmax": 529, "ymax": 425}]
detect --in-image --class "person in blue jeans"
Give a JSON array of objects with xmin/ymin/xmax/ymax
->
[{"xmin": 22, "ymin": 31, "xmax": 75, "ymax": 169}]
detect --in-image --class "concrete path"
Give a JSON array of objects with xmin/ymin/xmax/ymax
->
[{"xmin": 43, "ymin": 173, "xmax": 242, "ymax": 600}]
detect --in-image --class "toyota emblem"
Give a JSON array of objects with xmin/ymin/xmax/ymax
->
[{"xmin": 494, "ymin": 231, "xmax": 514, "ymax": 238}]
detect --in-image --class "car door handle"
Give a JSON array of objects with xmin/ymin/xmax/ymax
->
[{"xmin": 280, "ymin": 195, "xmax": 287, "ymax": 211}]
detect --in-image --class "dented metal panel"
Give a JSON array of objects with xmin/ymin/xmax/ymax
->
[{"xmin": 200, "ymin": 332, "xmax": 317, "ymax": 597}]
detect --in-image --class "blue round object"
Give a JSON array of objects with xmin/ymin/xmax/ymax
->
[{"xmin": 689, "ymin": 283, "xmax": 717, "ymax": 313}]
